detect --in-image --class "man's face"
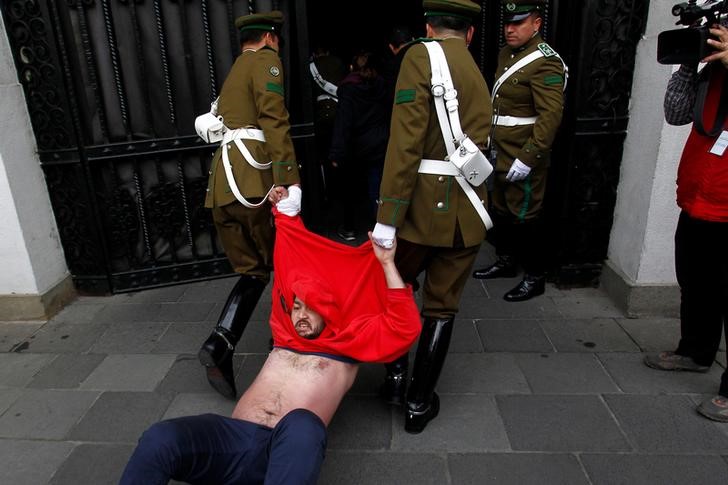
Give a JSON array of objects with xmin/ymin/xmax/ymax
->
[
  {"xmin": 291, "ymin": 297, "xmax": 325, "ymax": 339},
  {"xmin": 504, "ymin": 13, "xmax": 541, "ymax": 48}
]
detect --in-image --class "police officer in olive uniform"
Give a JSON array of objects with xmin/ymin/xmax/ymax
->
[
  {"xmin": 199, "ymin": 11, "xmax": 301, "ymax": 400},
  {"xmin": 472, "ymin": 0, "xmax": 567, "ymax": 302},
  {"xmin": 371, "ymin": 0, "xmax": 492, "ymax": 434}
]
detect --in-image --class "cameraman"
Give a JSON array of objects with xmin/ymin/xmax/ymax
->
[{"xmin": 644, "ymin": 22, "xmax": 728, "ymax": 423}]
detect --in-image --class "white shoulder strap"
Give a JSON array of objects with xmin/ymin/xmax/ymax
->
[
  {"xmin": 423, "ymin": 42, "xmax": 464, "ymax": 152},
  {"xmin": 493, "ymin": 48, "xmax": 569, "ymax": 97},
  {"xmin": 309, "ymin": 61, "xmax": 338, "ymax": 98},
  {"xmin": 492, "ymin": 50, "xmax": 544, "ymax": 97}
]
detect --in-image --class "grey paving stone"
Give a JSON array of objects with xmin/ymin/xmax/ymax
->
[
  {"xmin": 515, "ymin": 353, "xmax": 620, "ymax": 394},
  {"xmin": 0, "ymin": 388, "xmax": 22, "ymax": 415},
  {"xmin": 122, "ymin": 285, "xmax": 187, "ymax": 303},
  {"xmin": 460, "ymin": 278, "xmax": 488, "ymax": 298},
  {"xmin": 0, "ymin": 439, "xmax": 74, "ymax": 485},
  {"xmin": 448, "ymin": 452, "xmax": 589, "ymax": 485},
  {"xmin": 27, "ymin": 353, "xmax": 106, "ymax": 389},
  {"xmin": 94, "ymin": 303, "xmax": 162, "ymax": 324},
  {"xmin": 0, "ymin": 322, "xmax": 43, "ymax": 351},
  {"xmin": 598, "ymin": 352, "xmax": 723, "ymax": 394},
  {"xmin": 476, "ymin": 319, "xmax": 554, "ymax": 352},
  {"xmin": 458, "ymin": 295, "xmax": 562, "ymax": 320},
  {"xmin": 349, "ymin": 362, "xmax": 391, "ymax": 396},
  {"xmin": 90, "ymin": 322, "xmax": 169, "ymax": 354},
  {"xmin": 438, "ymin": 353, "xmax": 530, "ymax": 394},
  {"xmin": 50, "ymin": 443, "xmax": 134, "ymax": 485},
  {"xmin": 162, "ymin": 392, "xmax": 235, "ymax": 419},
  {"xmin": 392, "ymin": 394, "xmax": 510, "ymax": 452},
  {"xmin": 155, "ymin": 302, "xmax": 216, "ymax": 322},
  {"xmin": 616, "ymin": 317, "xmax": 681, "ymax": 352},
  {"xmin": 449, "ymin": 319, "xmax": 485, "ymax": 353},
  {"xmin": 0, "ymin": 353, "xmax": 55, "ymax": 387},
  {"xmin": 540, "ymin": 318, "xmax": 639, "ymax": 352},
  {"xmin": 552, "ymin": 290, "xmax": 625, "ymax": 318},
  {"xmin": 179, "ymin": 278, "xmax": 240, "ymax": 302},
  {"xmin": 235, "ymin": 320, "xmax": 274, "ymax": 353},
  {"xmin": 496, "ymin": 395, "xmax": 631, "ymax": 451},
  {"xmin": 68, "ymin": 391, "xmax": 172, "ymax": 443},
  {"xmin": 603, "ymin": 394, "xmax": 728, "ymax": 452},
  {"xmin": 80, "ymin": 354, "xmax": 176, "ymax": 391},
  {"xmin": 155, "ymin": 354, "xmax": 218, "ymax": 396},
  {"xmin": 328, "ymin": 396, "xmax": 391, "ymax": 450},
  {"xmin": 318, "ymin": 451, "xmax": 447, "ymax": 485},
  {"xmin": 16, "ymin": 323, "xmax": 107, "ymax": 353},
  {"xmin": 46, "ymin": 302, "xmax": 105, "ymax": 325},
  {"xmin": 0, "ymin": 389, "xmax": 99, "ymax": 439},
  {"xmin": 152, "ymin": 323, "xmax": 211, "ymax": 354},
  {"xmin": 581, "ymin": 453, "xmax": 728, "ymax": 485}
]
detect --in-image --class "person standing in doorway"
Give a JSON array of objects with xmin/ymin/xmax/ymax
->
[
  {"xmin": 199, "ymin": 10, "xmax": 301, "ymax": 400},
  {"xmin": 472, "ymin": 0, "xmax": 567, "ymax": 302}
]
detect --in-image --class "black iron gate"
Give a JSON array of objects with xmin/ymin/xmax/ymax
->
[{"xmin": 1, "ymin": 0, "xmax": 649, "ymax": 294}]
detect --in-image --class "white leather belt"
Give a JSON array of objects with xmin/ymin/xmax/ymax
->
[
  {"xmin": 494, "ymin": 115, "xmax": 538, "ymax": 127},
  {"xmin": 417, "ymin": 159, "xmax": 493, "ymax": 230},
  {"xmin": 221, "ymin": 127, "xmax": 265, "ymax": 145},
  {"xmin": 317, "ymin": 94, "xmax": 338, "ymax": 103},
  {"xmin": 220, "ymin": 127, "xmax": 274, "ymax": 209}
]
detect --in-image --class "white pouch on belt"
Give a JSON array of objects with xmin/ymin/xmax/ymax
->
[
  {"xmin": 449, "ymin": 135, "xmax": 493, "ymax": 187},
  {"xmin": 194, "ymin": 97, "xmax": 226, "ymax": 143}
]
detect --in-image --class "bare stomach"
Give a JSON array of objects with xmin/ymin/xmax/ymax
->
[{"xmin": 232, "ymin": 348, "xmax": 358, "ymax": 428}]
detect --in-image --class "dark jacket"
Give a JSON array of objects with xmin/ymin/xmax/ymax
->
[{"xmin": 329, "ymin": 72, "xmax": 390, "ymax": 167}]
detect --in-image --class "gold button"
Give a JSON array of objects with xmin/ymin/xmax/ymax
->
[
  {"xmin": 436, "ymin": 202, "xmax": 444, "ymax": 209},
  {"xmin": 438, "ymin": 176, "xmax": 445, "ymax": 183},
  {"xmin": 206, "ymin": 188, "xmax": 210, "ymax": 192},
  {"xmin": 287, "ymin": 166, "xmax": 292, "ymax": 171}
]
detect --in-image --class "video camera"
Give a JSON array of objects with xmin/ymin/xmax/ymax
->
[{"xmin": 657, "ymin": 0, "xmax": 728, "ymax": 64}]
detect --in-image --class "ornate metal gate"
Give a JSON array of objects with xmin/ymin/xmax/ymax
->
[
  {"xmin": 1, "ymin": 0, "xmax": 649, "ymax": 293},
  {"xmin": 1, "ymin": 0, "xmax": 317, "ymax": 294}
]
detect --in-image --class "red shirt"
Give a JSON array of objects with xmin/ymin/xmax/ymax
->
[
  {"xmin": 269, "ymin": 210, "xmax": 421, "ymax": 363},
  {"xmin": 676, "ymin": 67, "xmax": 728, "ymax": 222}
]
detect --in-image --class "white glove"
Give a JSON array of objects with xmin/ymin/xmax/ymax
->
[
  {"xmin": 372, "ymin": 223, "xmax": 396, "ymax": 248},
  {"xmin": 276, "ymin": 185, "xmax": 302, "ymax": 216},
  {"xmin": 506, "ymin": 159, "xmax": 531, "ymax": 182}
]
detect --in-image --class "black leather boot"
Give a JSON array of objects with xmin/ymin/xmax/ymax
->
[
  {"xmin": 405, "ymin": 317, "xmax": 454, "ymax": 434},
  {"xmin": 198, "ymin": 275, "xmax": 266, "ymax": 399},
  {"xmin": 380, "ymin": 354, "xmax": 408, "ymax": 406},
  {"xmin": 472, "ymin": 255, "xmax": 517, "ymax": 279},
  {"xmin": 503, "ymin": 274, "xmax": 545, "ymax": 302}
]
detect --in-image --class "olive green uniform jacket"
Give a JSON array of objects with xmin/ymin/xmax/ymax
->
[
  {"xmin": 205, "ymin": 46, "xmax": 300, "ymax": 209},
  {"xmin": 377, "ymin": 38, "xmax": 492, "ymax": 248},
  {"xmin": 491, "ymin": 34, "xmax": 565, "ymax": 219}
]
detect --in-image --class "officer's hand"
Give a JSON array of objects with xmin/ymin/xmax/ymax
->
[
  {"xmin": 372, "ymin": 223, "xmax": 396, "ymax": 249},
  {"xmin": 268, "ymin": 186, "xmax": 288, "ymax": 204},
  {"xmin": 368, "ymin": 231, "xmax": 397, "ymax": 264},
  {"xmin": 506, "ymin": 159, "xmax": 531, "ymax": 182},
  {"xmin": 276, "ymin": 185, "xmax": 302, "ymax": 216}
]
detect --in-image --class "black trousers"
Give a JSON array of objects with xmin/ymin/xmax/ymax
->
[{"xmin": 674, "ymin": 211, "xmax": 728, "ymax": 396}]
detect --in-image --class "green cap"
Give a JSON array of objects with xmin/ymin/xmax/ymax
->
[
  {"xmin": 501, "ymin": 0, "xmax": 545, "ymax": 22},
  {"xmin": 423, "ymin": 0, "xmax": 482, "ymax": 21},
  {"xmin": 234, "ymin": 10, "xmax": 284, "ymax": 32}
]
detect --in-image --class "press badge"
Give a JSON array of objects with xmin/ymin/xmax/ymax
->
[{"xmin": 710, "ymin": 130, "xmax": 728, "ymax": 156}]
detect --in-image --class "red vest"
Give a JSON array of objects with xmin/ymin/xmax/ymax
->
[{"xmin": 676, "ymin": 66, "xmax": 728, "ymax": 222}]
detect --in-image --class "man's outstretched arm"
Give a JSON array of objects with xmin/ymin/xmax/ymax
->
[{"xmin": 369, "ymin": 232, "xmax": 406, "ymax": 289}]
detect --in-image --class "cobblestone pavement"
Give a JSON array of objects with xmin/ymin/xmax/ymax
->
[{"xmin": 1, "ymin": 245, "xmax": 727, "ymax": 484}]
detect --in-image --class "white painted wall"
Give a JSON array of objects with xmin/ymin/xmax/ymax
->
[
  {"xmin": 0, "ymin": 14, "xmax": 69, "ymax": 295},
  {"xmin": 608, "ymin": 0, "xmax": 692, "ymax": 286}
]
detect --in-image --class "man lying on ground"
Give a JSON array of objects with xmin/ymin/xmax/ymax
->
[{"xmin": 119, "ymin": 208, "xmax": 421, "ymax": 485}]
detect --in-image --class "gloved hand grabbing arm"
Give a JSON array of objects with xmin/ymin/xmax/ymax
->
[
  {"xmin": 506, "ymin": 159, "xmax": 531, "ymax": 182},
  {"xmin": 372, "ymin": 222, "xmax": 396, "ymax": 249},
  {"xmin": 276, "ymin": 185, "xmax": 302, "ymax": 216}
]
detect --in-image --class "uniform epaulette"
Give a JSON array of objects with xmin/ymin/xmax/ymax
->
[{"xmin": 537, "ymin": 43, "xmax": 556, "ymax": 58}]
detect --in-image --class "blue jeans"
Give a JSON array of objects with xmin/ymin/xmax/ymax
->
[{"xmin": 120, "ymin": 409, "xmax": 327, "ymax": 485}]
